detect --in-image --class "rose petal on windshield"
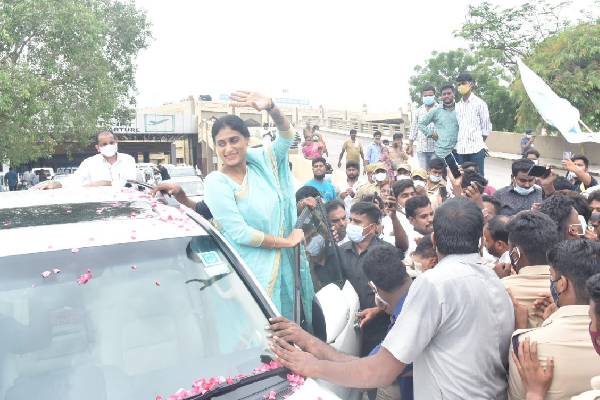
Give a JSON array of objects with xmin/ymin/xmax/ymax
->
[
  {"xmin": 265, "ymin": 390, "xmax": 277, "ymax": 400},
  {"xmin": 77, "ymin": 269, "xmax": 92, "ymax": 285},
  {"xmin": 52, "ymin": 268, "xmax": 61, "ymax": 274},
  {"xmin": 131, "ymin": 264, "xmax": 137, "ymax": 270},
  {"xmin": 71, "ymin": 248, "xmax": 79, "ymax": 253},
  {"xmin": 41, "ymin": 270, "xmax": 51, "ymax": 278},
  {"xmin": 154, "ymin": 280, "xmax": 161, "ymax": 286},
  {"xmin": 155, "ymin": 396, "xmax": 163, "ymax": 400}
]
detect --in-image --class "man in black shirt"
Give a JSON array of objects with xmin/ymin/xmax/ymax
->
[
  {"xmin": 494, "ymin": 159, "xmax": 543, "ymax": 216},
  {"xmin": 339, "ymin": 201, "xmax": 397, "ymax": 356},
  {"xmin": 563, "ymin": 154, "xmax": 598, "ymax": 193}
]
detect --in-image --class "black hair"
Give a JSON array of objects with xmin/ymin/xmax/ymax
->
[
  {"xmin": 349, "ymin": 129, "xmax": 357, "ymax": 135},
  {"xmin": 422, "ymin": 84, "xmax": 436, "ymax": 94},
  {"xmin": 346, "ymin": 161, "xmax": 360, "ymax": 170},
  {"xmin": 429, "ymin": 158, "xmax": 446, "ymax": 171},
  {"xmin": 295, "ymin": 186, "xmax": 320, "ymax": 203},
  {"xmin": 373, "ymin": 130, "xmax": 382, "ymax": 138},
  {"xmin": 96, "ymin": 130, "xmax": 114, "ymax": 144},
  {"xmin": 393, "ymin": 133, "xmax": 403, "ymax": 141},
  {"xmin": 482, "ymin": 194, "xmax": 503, "ymax": 214},
  {"xmin": 523, "ymin": 149, "xmax": 541, "ymax": 159},
  {"xmin": 413, "ymin": 234, "xmax": 436, "ymax": 258},
  {"xmin": 405, "ymin": 195, "xmax": 431, "ymax": 219},
  {"xmin": 211, "ymin": 115, "xmax": 250, "ymax": 142},
  {"xmin": 461, "ymin": 161, "xmax": 479, "ymax": 172},
  {"xmin": 586, "ymin": 273, "xmax": 600, "ymax": 321},
  {"xmin": 562, "ymin": 191, "xmax": 591, "ymax": 222},
  {"xmin": 539, "ymin": 193, "xmax": 576, "ymax": 237},
  {"xmin": 548, "ymin": 239, "xmax": 600, "ymax": 304},
  {"xmin": 554, "ymin": 176, "xmax": 575, "ymax": 191},
  {"xmin": 350, "ymin": 201, "xmax": 382, "ymax": 224},
  {"xmin": 440, "ymin": 84, "xmax": 455, "ymax": 93},
  {"xmin": 589, "ymin": 190, "xmax": 600, "ymax": 205},
  {"xmin": 507, "ymin": 211, "xmax": 560, "ymax": 265},
  {"xmin": 487, "ymin": 215, "xmax": 511, "ymax": 244},
  {"xmin": 572, "ymin": 154, "xmax": 590, "ymax": 169},
  {"xmin": 456, "ymin": 72, "xmax": 474, "ymax": 82},
  {"xmin": 325, "ymin": 199, "xmax": 345, "ymax": 214},
  {"xmin": 433, "ymin": 198, "xmax": 483, "ymax": 255},
  {"xmin": 511, "ymin": 158, "xmax": 535, "ymax": 177},
  {"xmin": 392, "ymin": 179, "xmax": 415, "ymax": 199},
  {"xmin": 461, "ymin": 170, "xmax": 488, "ymax": 193},
  {"xmin": 312, "ymin": 125, "xmax": 320, "ymax": 131},
  {"xmin": 312, "ymin": 157, "xmax": 327, "ymax": 167},
  {"xmin": 362, "ymin": 245, "xmax": 408, "ymax": 292}
]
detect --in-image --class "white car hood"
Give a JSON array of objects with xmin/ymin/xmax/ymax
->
[{"xmin": 287, "ymin": 379, "xmax": 342, "ymax": 400}]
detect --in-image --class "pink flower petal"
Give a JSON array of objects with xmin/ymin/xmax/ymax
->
[
  {"xmin": 52, "ymin": 268, "xmax": 61, "ymax": 274},
  {"xmin": 71, "ymin": 248, "xmax": 79, "ymax": 253},
  {"xmin": 31, "ymin": 284, "xmax": 37, "ymax": 288},
  {"xmin": 41, "ymin": 270, "xmax": 51, "ymax": 278},
  {"xmin": 131, "ymin": 235, "xmax": 137, "ymax": 240},
  {"xmin": 154, "ymin": 280, "xmax": 161, "ymax": 286},
  {"xmin": 77, "ymin": 269, "xmax": 93, "ymax": 285},
  {"xmin": 131, "ymin": 264, "xmax": 137, "ymax": 270}
]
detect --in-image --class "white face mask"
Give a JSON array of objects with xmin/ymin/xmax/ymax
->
[
  {"xmin": 414, "ymin": 180, "xmax": 426, "ymax": 189},
  {"xmin": 429, "ymin": 175, "xmax": 442, "ymax": 183},
  {"xmin": 374, "ymin": 172, "xmax": 387, "ymax": 182},
  {"xmin": 100, "ymin": 143, "xmax": 118, "ymax": 158},
  {"xmin": 396, "ymin": 174, "xmax": 411, "ymax": 181}
]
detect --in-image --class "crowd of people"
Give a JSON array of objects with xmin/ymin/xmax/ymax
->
[{"xmin": 5, "ymin": 84, "xmax": 600, "ymax": 400}]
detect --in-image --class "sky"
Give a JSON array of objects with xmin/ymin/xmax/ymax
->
[{"xmin": 133, "ymin": 0, "xmax": 592, "ymax": 113}]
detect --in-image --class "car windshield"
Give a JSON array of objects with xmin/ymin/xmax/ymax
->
[
  {"xmin": 168, "ymin": 167, "xmax": 196, "ymax": 177},
  {"xmin": 178, "ymin": 180, "xmax": 204, "ymax": 196},
  {"xmin": 0, "ymin": 235, "xmax": 273, "ymax": 400}
]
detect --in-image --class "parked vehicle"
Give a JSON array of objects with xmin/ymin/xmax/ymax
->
[
  {"xmin": 0, "ymin": 188, "xmax": 358, "ymax": 400},
  {"xmin": 31, "ymin": 167, "xmax": 55, "ymax": 179},
  {"xmin": 165, "ymin": 165, "xmax": 199, "ymax": 178},
  {"xmin": 162, "ymin": 176, "xmax": 204, "ymax": 202}
]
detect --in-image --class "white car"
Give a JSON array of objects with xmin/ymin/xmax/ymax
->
[
  {"xmin": 0, "ymin": 187, "xmax": 359, "ymax": 400},
  {"xmin": 162, "ymin": 177, "xmax": 204, "ymax": 202},
  {"xmin": 165, "ymin": 165, "xmax": 198, "ymax": 179}
]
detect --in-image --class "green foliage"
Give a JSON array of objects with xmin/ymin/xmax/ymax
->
[
  {"xmin": 512, "ymin": 21, "xmax": 600, "ymax": 132},
  {"xmin": 409, "ymin": 49, "xmax": 517, "ymax": 131},
  {"xmin": 455, "ymin": 1, "xmax": 574, "ymax": 68},
  {"xmin": 0, "ymin": 0, "xmax": 151, "ymax": 165}
]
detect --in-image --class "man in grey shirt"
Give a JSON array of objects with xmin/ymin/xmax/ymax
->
[
  {"xmin": 271, "ymin": 198, "xmax": 515, "ymax": 400},
  {"xmin": 494, "ymin": 159, "xmax": 543, "ymax": 216}
]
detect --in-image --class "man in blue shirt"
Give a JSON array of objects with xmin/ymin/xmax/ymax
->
[
  {"xmin": 365, "ymin": 131, "xmax": 384, "ymax": 165},
  {"xmin": 268, "ymin": 245, "xmax": 413, "ymax": 400},
  {"xmin": 4, "ymin": 168, "xmax": 18, "ymax": 191},
  {"xmin": 304, "ymin": 157, "xmax": 337, "ymax": 202}
]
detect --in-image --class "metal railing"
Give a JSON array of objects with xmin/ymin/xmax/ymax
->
[{"xmin": 299, "ymin": 117, "xmax": 407, "ymax": 137}]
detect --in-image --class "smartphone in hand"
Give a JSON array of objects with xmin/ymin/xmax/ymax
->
[
  {"xmin": 528, "ymin": 165, "xmax": 551, "ymax": 178},
  {"xmin": 445, "ymin": 153, "xmax": 461, "ymax": 179}
]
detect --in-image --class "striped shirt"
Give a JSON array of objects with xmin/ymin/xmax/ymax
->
[
  {"xmin": 455, "ymin": 93, "xmax": 492, "ymax": 154},
  {"xmin": 409, "ymin": 103, "xmax": 438, "ymax": 153}
]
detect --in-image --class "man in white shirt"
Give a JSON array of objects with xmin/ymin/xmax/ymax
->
[
  {"xmin": 39, "ymin": 131, "xmax": 136, "ymax": 189},
  {"xmin": 271, "ymin": 198, "xmax": 515, "ymax": 400},
  {"xmin": 455, "ymin": 72, "xmax": 492, "ymax": 177}
]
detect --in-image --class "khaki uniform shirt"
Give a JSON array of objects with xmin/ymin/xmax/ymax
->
[
  {"xmin": 502, "ymin": 265, "xmax": 551, "ymax": 328},
  {"xmin": 508, "ymin": 306, "xmax": 600, "ymax": 400}
]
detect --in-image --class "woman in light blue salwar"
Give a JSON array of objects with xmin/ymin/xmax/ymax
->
[{"xmin": 202, "ymin": 91, "xmax": 315, "ymax": 325}]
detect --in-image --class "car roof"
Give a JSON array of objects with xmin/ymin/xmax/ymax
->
[{"xmin": 0, "ymin": 187, "xmax": 207, "ymax": 257}]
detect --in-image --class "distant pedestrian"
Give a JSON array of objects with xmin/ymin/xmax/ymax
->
[
  {"xmin": 338, "ymin": 129, "xmax": 366, "ymax": 170},
  {"xmin": 520, "ymin": 129, "xmax": 535, "ymax": 156},
  {"xmin": 366, "ymin": 131, "xmax": 384, "ymax": 165},
  {"xmin": 455, "ymin": 72, "xmax": 492, "ymax": 176},
  {"xmin": 158, "ymin": 163, "xmax": 171, "ymax": 180},
  {"xmin": 408, "ymin": 84, "xmax": 438, "ymax": 169},
  {"xmin": 388, "ymin": 133, "xmax": 409, "ymax": 170},
  {"xmin": 5, "ymin": 168, "xmax": 18, "ymax": 191}
]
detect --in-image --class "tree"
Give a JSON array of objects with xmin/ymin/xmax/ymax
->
[
  {"xmin": 409, "ymin": 49, "xmax": 517, "ymax": 131},
  {"xmin": 0, "ymin": 0, "xmax": 151, "ymax": 165},
  {"xmin": 512, "ymin": 21, "xmax": 600, "ymax": 132},
  {"xmin": 455, "ymin": 0, "xmax": 600, "ymax": 69}
]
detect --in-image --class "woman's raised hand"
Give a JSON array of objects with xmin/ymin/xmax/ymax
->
[{"xmin": 230, "ymin": 91, "xmax": 273, "ymax": 111}]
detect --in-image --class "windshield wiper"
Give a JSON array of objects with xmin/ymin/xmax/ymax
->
[{"xmin": 185, "ymin": 367, "xmax": 287, "ymax": 400}]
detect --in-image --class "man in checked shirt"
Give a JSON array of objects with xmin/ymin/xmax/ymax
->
[{"xmin": 455, "ymin": 72, "xmax": 492, "ymax": 177}]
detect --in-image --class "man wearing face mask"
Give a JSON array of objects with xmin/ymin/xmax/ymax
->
[
  {"xmin": 538, "ymin": 193, "xmax": 585, "ymax": 240},
  {"xmin": 425, "ymin": 158, "xmax": 448, "ymax": 209},
  {"xmin": 338, "ymin": 202, "xmax": 397, "ymax": 357},
  {"xmin": 417, "ymin": 84, "xmax": 459, "ymax": 163},
  {"xmin": 408, "ymin": 85, "xmax": 438, "ymax": 169},
  {"xmin": 494, "ymin": 159, "xmax": 543, "ymax": 216},
  {"xmin": 38, "ymin": 131, "xmax": 136, "ymax": 189},
  {"xmin": 503, "ymin": 211, "xmax": 561, "ymax": 329},
  {"xmin": 482, "ymin": 215, "xmax": 511, "ymax": 272},
  {"xmin": 355, "ymin": 163, "xmax": 388, "ymax": 203},
  {"xmin": 455, "ymin": 72, "xmax": 492, "ymax": 176},
  {"xmin": 508, "ymin": 239, "xmax": 600, "ymax": 400}
]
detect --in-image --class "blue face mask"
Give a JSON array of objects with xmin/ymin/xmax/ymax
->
[
  {"xmin": 550, "ymin": 276, "xmax": 561, "ymax": 306},
  {"xmin": 347, "ymin": 223, "xmax": 372, "ymax": 243},
  {"xmin": 423, "ymin": 95, "xmax": 435, "ymax": 106},
  {"xmin": 514, "ymin": 184, "xmax": 535, "ymax": 196}
]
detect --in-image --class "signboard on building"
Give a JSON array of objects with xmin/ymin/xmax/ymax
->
[
  {"xmin": 112, "ymin": 126, "xmax": 140, "ymax": 133},
  {"xmin": 144, "ymin": 114, "xmax": 175, "ymax": 132}
]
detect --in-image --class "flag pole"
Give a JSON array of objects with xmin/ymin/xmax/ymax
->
[{"xmin": 579, "ymin": 119, "xmax": 595, "ymax": 133}]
